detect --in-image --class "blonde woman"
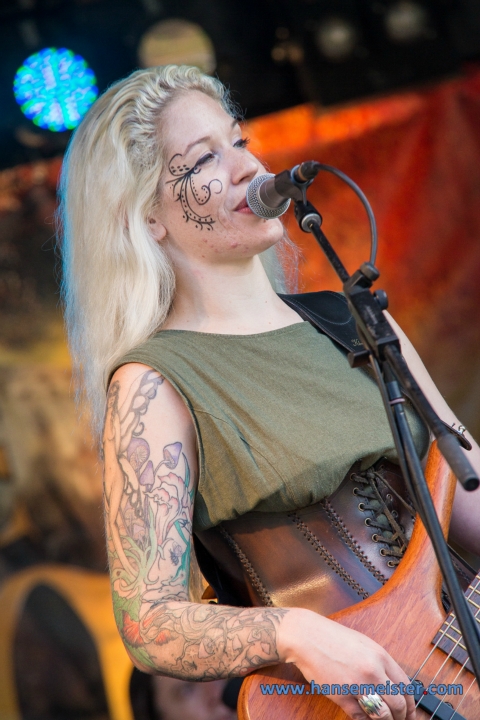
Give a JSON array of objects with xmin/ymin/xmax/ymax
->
[{"xmin": 58, "ymin": 65, "xmax": 480, "ymax": 720}]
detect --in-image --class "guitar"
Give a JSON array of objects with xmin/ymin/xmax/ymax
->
[{"xmin": 238, "ymin": 443, "xmax": 480, "ymax": 719}]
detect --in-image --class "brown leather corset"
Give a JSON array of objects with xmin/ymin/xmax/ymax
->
[{"xmin": 194, "ymin": 459, "xmax": 474, "ymax": 616}]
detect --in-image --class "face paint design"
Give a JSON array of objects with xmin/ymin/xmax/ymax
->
[{"xmin": 166, "ymin": 152, "xmax": 223, "ymax": 230}]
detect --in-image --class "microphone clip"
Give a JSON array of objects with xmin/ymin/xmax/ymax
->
[
  {"xmin": 275, "ymin": 161, "xmax": 322, "ymax": 204},
  {"xmin": 293, "ymin": 198, "xmax": 323, "ymax": 233}
]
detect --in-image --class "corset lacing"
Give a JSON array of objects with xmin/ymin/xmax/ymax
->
[{"xmin": 351, "ymin": 467, "xmax": 416, "ymax": 568}]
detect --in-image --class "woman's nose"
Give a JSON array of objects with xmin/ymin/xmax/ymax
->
[{"xmin": 230, "ymin": 150, "xmax": 259, "ymax": 186}]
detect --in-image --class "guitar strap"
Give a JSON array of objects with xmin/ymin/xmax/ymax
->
[{"xmin": 279, "ymin": 290, "xmax": 363, "ymax": 357}]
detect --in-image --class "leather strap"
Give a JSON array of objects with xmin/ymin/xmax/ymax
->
[{"xmin": 279, "ymin": 291, "xmax": 361, "ymax": 356}]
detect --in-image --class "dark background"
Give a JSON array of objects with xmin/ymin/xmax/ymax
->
[{"xmin": 1, "ymin": 0, "xmax": 480, "ymax": 169}]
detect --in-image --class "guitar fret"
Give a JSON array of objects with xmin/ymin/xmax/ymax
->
[
  {"xmin": 439, "ymin": 622, "xmax": 461, "ymax": 637},
  {"xmin": 431, "ymin": 570, "xmax": 480, "ymax": 677},
  {"xmin": 442, "ymin": 632, "xmax": 467, "ymax": 651}
]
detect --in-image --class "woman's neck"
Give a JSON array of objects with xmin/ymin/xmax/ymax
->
[{"xmin": 162, "ymin": 255, "xmax": 302, "ymax": 334}]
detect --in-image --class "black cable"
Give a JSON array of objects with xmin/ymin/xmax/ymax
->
[
  {"xmin": 315, "ymin": 164, "xmax": 378, "ymax": 266},
  {"xmin": 368, "ymin": 355, "xmax": 421, "ymax": 512}
]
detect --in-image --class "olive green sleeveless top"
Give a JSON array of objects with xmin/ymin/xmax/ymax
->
[{"xmin": 117, "ymin": 321, "xmax": 429, "ymax": 532}]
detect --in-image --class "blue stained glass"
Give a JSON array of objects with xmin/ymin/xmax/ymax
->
[{"xmin": 13, "ymin": 47, "xmax": 98, "ymax": 132}]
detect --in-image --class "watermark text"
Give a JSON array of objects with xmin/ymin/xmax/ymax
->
[{"xmin": 259, "ymin": 681, "xmax": 463, "ymax": 697}]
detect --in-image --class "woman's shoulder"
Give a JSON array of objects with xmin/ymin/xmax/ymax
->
[
  {"xmin": 108, "ymin": 362, "xmax": 194, "ymax": 431},
  {"xmin": 109, "ymin": 360, "xmax": 157, "ymax": 387}
]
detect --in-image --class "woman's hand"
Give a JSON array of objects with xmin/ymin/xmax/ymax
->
[{"xmin": 277, "ymin": 607, "xmax": 416, "ymax": 720}]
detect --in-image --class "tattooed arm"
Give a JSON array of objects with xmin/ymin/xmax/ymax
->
[
  {"xmin": 103, "ymin": 363, "xmax": 288, "ymax": 679},
  {"xmin": 103, "ymin": 363, "xmax": 416, "ymax": 719}
]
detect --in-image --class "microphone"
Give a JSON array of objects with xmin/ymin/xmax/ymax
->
[{"xmin": 246, "ymin": 161, "xmax": 321, "ymax": 219}]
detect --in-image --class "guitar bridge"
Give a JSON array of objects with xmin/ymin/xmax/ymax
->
[{"xmin": 412, "ymin": 680, "xmax": 466, "ymax": 720}]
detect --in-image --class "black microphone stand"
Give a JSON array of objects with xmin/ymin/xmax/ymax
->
[{"xmin": 282, "ymin": 171, "xmax": 480, "ymax": 686}]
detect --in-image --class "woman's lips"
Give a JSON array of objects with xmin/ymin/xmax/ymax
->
[{"xmin": 234, "ymin": 197, "xmax": 253, "ymax": 213}]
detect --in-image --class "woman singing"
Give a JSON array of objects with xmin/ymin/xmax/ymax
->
[{"xmin": 57, "ymin": 65, "xmax": 480, "ymax": 720}]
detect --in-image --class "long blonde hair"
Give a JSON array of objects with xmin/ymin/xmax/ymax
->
[{"xmin": 57, "ymin": 65, "xmax": 289, "ymax": 441}]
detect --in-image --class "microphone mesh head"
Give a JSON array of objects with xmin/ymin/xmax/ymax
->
[{"xmin": 246, "ymin": 173, "xmax": 291, "ymax": 219}]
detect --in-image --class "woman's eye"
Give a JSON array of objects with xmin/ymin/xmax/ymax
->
[
  {"xmin": 234, "ymin": 137, "xmax": 250, "ymax": 149},
  {"xmin": 195, "ymin": 152, "xmax": 215, "ymax": 168}
]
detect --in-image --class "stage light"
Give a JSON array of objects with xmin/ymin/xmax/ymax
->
[
  {"xmin": 315, "ymin": 17, "xmax": 359, "ymax": 61},
  {"xmin": 384, "ymin": 2, "xmax": 429, "ymax": 43},
  {"xmin": 13, "ymin": 47, "xmax": 98, "ymax": 133},
  {"xmin": 138, "ymin": 19, "xmax": 216, "ymax": 74}
]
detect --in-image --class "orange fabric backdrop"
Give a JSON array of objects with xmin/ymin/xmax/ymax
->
[{"xmin": 247, "ymin": 69, "xmax": 480, "ymax": 441}]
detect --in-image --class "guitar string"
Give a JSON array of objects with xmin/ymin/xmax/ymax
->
[
  {"xmin": 410, "ymin": 577, "xmax": 479, "ymax": 682},
  {"xmin": 410, "ymin": 613, "xmax": 458, "ymax": 682},
  {"xmin": 435, "ymin": 581, "xmax": 480, "ymax": 720},
  {"xmin": 425, "ymin": 646, "xmax": 476, "ymax": 719},
  {"xmin": 416, "ymin": 578, "xmax": 479, "ymax": 693},
  {"xmin": 413, "ymin": 576, "xmax": 480, "ymax": 716},
  {"xmin": 450, "ymin": 676, "xmax": 478, "ymax": 720},
  {"xmin": 419, "ymin": 583, "xmax": 479, "ymax": 689},
  {"xmin": 410, "ymin": 588, "xmax": 475, "ymax": 682},
  {"xmin": 411, "ymin": 577, "xmax": 479, "ymax": 693},
  {"xmin": 438, "ymin": 660, "xmax": 478, "ymax": 720},
  {"xmin": 417, "ymin": 629, "xmax": 478, "ymax": 720}
]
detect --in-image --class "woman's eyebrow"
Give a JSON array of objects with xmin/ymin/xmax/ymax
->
[{"xmin": 182, "ymin": 119, "xmax": 240, "ymax": 157}]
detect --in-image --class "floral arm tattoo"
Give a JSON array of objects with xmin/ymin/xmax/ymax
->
[{"xmin": 103, "ymin": 369, "xmax": 287, "ymax": 678}]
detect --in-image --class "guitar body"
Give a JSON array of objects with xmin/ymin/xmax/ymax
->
[{"xmin": 238, "ymin": 444, "xmax": 479, "ymax": 719}]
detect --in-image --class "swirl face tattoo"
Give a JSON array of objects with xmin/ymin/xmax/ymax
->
[{"xmin": 166, "ymin": 152, "xmax": 223, "ymax": 230}]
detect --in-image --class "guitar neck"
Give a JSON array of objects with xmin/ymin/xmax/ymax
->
[{"xmin": 433, "ymin": 571, "xmax": 480, "ymax": 674}]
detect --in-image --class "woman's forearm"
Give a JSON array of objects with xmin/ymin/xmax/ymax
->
[
  {"xmin": 121, "ymin": 598, "xmax": 417, "ymax": 720},
  {"xmin": 119, "ymin": 598, "xmax": 289, "ymax": 679}
]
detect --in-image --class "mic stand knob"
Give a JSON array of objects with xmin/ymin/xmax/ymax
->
[{"xmin": 373, "ymin": 289, "xmax": 389, "ymax": 311}]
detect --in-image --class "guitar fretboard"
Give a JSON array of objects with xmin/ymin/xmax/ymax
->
[{"xmin": 432, "ymin": 573, "xmax": 480, "ymax": 673}]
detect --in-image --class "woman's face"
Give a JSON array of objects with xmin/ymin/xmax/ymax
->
[{"xmin": 151, "ymin": 90, "xmax": 284, "ymax": 266}]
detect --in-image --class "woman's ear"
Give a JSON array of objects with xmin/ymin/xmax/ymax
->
[{"xmin": 148, "ymin": 216, "xmax": 167, "ymax": 244}]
